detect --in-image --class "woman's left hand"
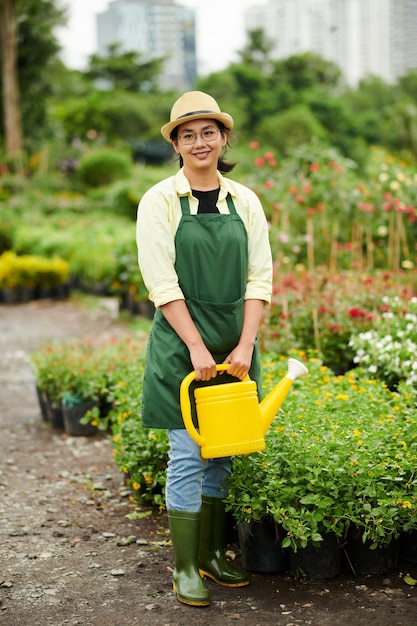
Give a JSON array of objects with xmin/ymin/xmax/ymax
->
[{"xmin": 222, "ymin": 346, "xmax": 253, "ymax": 380}]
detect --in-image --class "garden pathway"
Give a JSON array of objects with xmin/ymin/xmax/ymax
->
[{"xmin": 0, "ymin": 298, "xmax": 416, "ymax": 625}]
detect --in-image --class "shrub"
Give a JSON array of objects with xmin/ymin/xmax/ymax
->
[{"xmin": 77, "ymin": 149, "xmax": 132, "ymax": 187}]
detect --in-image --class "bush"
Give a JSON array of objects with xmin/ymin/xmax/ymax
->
[{"xmin": 77, "ymin": 149, "xmax": 132, "ymax": 187}]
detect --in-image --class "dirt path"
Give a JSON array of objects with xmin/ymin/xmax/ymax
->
[{"xmin": 0, "ymin": 298, "xmax": 416, "ymax": 625}]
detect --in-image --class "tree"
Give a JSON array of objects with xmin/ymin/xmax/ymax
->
[
  {"xmin": 0, "ymin": 0, "xmax": 22, "ymax": 157},
  {"xmin": 16, "ymin": 0, "xmax": 66, "ymax": 142},
  {"xmin": 85, "ymin": 43, "xmax": 165, "ymax": 92},
  {"xmin": 0, "ymin": 0, "xmax": 66, "ymax": 154}
]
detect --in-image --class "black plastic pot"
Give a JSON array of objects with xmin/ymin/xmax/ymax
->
[
  {"xmin": 345, "ymin": 527, "xmax": 399, "ymax": 576},
  {"xmin": 399, "ymin": 531, "xmax": 417, "ymax": 565},
  {"xmin": 237, "ymin": 519, "xmax": 288, "ymax": 573},
  {"xmin": 62, "ymin": 400, "xmax": 98, "ymax": 436},
  {"xmin": 288, "ymin": 533, "xmax": 342, "ymax": 579}
]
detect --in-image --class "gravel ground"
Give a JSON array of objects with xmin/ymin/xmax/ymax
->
[{"xmin": 1, "ymin": 298, "xmax": 416, "ymax": 626}]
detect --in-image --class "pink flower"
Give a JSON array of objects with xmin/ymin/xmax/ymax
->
[
  {"xmin": 249, "ymin": 141, "xmax": 260, "ymax": 149},
  {"xmin": 254, "ymin": 157, "xmax": 265, "ymax": 167},
  {"xmin": 310, "ymin": 162, "xmax": 320, "ymax": 172}
]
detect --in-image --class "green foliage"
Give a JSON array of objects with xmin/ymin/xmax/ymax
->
[
  {"xmin": 0, "ymin": 250, "xmax": 69, "ymax": 289},
  {"xmin": 226, "ymin": 355, "xmax": 417, "ymax": 550},
  {"xmin": 52, "ymin": 90, "xmax": 173, "ymax": 144},
  {"xmin": 77, "ymin": 149, "xmax": 132, "ymax": 187},
  {"xmin": 86, "ymin": 43, "xmax": 165, "ymax": 92},
  {"xmin": 257, "ymin": 106, "xmax": 327, "ymax": 155},
  {"xmin": 0, "ymin": 0, "xmax": 67, "ymax": 143},
  {"xmin": 349, "ymin": 295, "xmax": 417, "ymax": 394}
]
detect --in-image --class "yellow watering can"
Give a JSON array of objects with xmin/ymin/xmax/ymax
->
[{"xmin": 180, "ymin": 358, "xmax": 308, "ymax": 459}]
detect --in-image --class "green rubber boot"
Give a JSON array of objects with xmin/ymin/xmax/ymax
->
[
  {"xmin": 199, "ymin": 495, "xmax": 250, "ymax": 587},
  {"xmin": 167, "ymin": 510, "xmax": 210, "ymax": 607}
]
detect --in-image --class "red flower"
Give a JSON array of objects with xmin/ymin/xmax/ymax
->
[
  {"xmin": 249, "ymin": 141, "xmax": 260, "ymax": 149},
  {"xmin": 254, "ymin": 157, "xmax": 265, "ymax": 167},
  {"xmin": 310, "ymin": 162, "xmax": 320, "ymax": 172}
]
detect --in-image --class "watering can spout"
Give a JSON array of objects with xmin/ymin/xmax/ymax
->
[{"xmin": 260, "ymin": 358, "xmax": 309, "ymax": 434}]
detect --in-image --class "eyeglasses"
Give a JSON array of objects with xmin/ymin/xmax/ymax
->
[{"xmin": 177, "ymin": 128, "xmax": 220, "ymax": 145}]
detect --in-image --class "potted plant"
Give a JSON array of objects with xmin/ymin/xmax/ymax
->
[{"xmin": 226, "ymin": 354, "xmax": 417, "ymax": 578}]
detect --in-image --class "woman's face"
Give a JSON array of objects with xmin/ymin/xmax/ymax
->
[{"xmin": 172, "ymin": 119, "xmax": 226, "ymax": 171}]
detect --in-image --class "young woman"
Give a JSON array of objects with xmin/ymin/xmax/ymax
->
[{"xmin": 137, "ymin": 91, "xmax": 272, "ymax": 606}]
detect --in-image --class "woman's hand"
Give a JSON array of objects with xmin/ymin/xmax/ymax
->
[
  {"xmin": 222, "ymin": 345, "xmax": 253, "ymax": 380},
  {"xmin": 223, "ymin": 299, "xmax": 265, "ymax": 380},
  {"xmin": 189, "ymin": 345, "xmax": 217, "ymax": 381},
  {"xmin": 160, "ymin": 299, "xmax": 217, "ymax": 381}
]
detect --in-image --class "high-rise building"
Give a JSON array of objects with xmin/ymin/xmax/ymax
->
[
  {"xmin": 96, "ymin": 0, "xmax": 197, "ymax": 91},
  {"xmin": 245, "ymin": 0, "xmax": 417, "ymax": 85}
]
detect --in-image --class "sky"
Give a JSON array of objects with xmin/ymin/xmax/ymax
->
[{"xmin": 57, "ymin": 0, "xmax": 259, "ymax": 75}]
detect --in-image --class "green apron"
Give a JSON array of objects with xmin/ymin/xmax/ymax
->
[{"xmin": 141, "ymin": 193, "xmax": 262, "ymax": 429}]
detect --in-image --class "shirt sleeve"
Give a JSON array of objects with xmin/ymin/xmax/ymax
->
[
  {"xmin": 136, "ymin": 182, "xmax": 185, "ymax": 308},
  {"xmin": 245, "ymin": 191, "xmax": 273, "ymax": 304}
]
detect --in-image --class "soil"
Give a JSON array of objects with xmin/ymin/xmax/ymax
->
[{"xmin": 1, "ymin": 297, "xmax": 416, "ymax": 626}]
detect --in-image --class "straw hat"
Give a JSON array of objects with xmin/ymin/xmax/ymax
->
[{"xmin": 161, "ymin": 91, "xmax": 234, "ymax": 142}]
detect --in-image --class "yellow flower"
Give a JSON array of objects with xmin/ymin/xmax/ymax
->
[
  {"xmin": 402, "ymin": 501, "xmax": 412, "ymax": 509},
  {"xmin": 113, "ymin": 434, "xmax": 121, "ymax": 443},
  {"xmin": 353, "ymin": 429, "xmax": 361, "ymax": 437},
  {"xmin": 336, "ymin": 394, "xmax": 349, "ymax": 401},
  {"xmin": 132, "ymin": 482, "xmax": 141, "ymax": 490}
]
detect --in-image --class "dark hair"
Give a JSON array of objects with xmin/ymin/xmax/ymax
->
[{"xmin": 170, "ymin": 121, "xmax": 236, "ymax": 173}]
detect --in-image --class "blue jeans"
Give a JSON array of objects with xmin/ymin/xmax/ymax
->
[{"xmin": 166, "ymin": 429, "xmax": 232, "ymax": 512}]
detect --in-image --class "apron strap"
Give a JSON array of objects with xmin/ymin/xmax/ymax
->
[
  {"xmin": 179, "ymin": 195, "xmax": 191, "ymax": 216},
  {"xmin": 226, "ymin": 193, "xmax": 237, "ymax": 215}
]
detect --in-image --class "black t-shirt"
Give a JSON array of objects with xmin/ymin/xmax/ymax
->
[{"xmin": 192, "ymin": 188, "xmax": 220, "ymax": 214}]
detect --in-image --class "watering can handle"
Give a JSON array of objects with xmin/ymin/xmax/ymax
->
[{"xmin": 180, "ymin": 364, "xmax": 250, "ymax": 446}]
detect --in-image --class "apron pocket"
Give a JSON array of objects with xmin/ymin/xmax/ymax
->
[{"xmin": 187, "ymin": 296, "xmax": 244, "ymax": 354}]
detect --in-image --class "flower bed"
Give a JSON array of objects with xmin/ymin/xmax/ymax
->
[
  {"xmin": 0, "ymin": 251, "xmax": 70, "ymax": 302},
  {"xmin": 226, "ymin": 354, "xmax": 417, "ymax": 552},
  {"xmin": 30, "ymin": 335, "xmax": 417, "ymax": 539},
  {"xmin": 263, "ymin": 268, "xmax": 417, "ymax": 373},
  {"xmin": 29, "ymin": 335, "xmax": 168, "ymax": 503},
  {"xmin": 350, "ymin": 295, "xmax": 417, "ymax": 397}
]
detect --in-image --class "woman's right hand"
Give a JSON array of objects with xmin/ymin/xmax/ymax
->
[
  {"xmin": 160, "ymin": 299, "xmax": 217, "ymax": 381},
  {"xmin": 189, "ymin": 345, "xmax": 217, "ymax": 381}
]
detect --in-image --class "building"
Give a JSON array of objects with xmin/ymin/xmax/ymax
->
[
  {"xmin": 244, "ymin": 0, "xmax": 417, "ymax": 85},
  {"xmin": 96, "ymin": 0, "xmax": 197, "ymax": 91}
]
